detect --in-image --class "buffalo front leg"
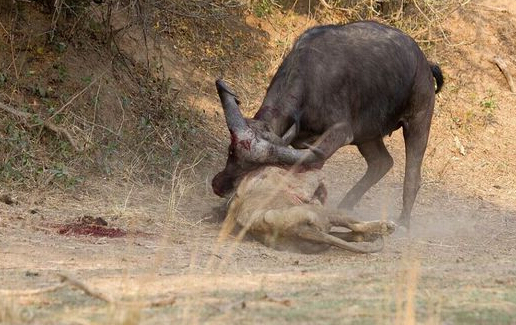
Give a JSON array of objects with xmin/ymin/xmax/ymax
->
[
  {"xmin": 303, "ymin": 122, "xmax": 354, "ymax": 167},
  {"xmin": 338, "ymin": 138, "xmax": 394, "ymax": 210}
]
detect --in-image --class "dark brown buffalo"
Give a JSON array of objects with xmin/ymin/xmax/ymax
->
[{"xmin": 213, "ymin": 21, "xmax": 443, "ymax": 228}]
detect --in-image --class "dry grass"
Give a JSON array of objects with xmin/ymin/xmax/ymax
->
[
  {"xmin": 0, "ymin": 0, "xmax": 212, "ymax": 190},
  {"xmin": 1, "ymin": 170, "xmax": 515, "ymax": 324},
  {"xmin": 0, "ymin": 0, "xmax": 461, "ymax": 189}
]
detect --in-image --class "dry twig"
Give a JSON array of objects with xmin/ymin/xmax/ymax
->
[
  {"xmin": 491, "ymin": 56, "xmax": 515, "ymax": 93},
  {"xmin": 319, "ymin": 0, "xmax": 333, "ymax": 9},
  {"xmin": 57, "ymin": 274, "xmax": 112, "ymax": 303},
  {"xmin": 58, "ymin": 274, "xmax": 176, "ymax": 308},
  {"xmin": 0, "ymin": 102, "xmax": 83, "ymax": 151},
  {"xmin": 471, "ymin": 3, "xmax": 508, "ymax": 13},
  {"xmin": 0, "ymin": 284, "xmax": 66, "ymax": 296},
  {"xmin": 49, "ymin": 72, "xmax": 105, "ymax": 119}
]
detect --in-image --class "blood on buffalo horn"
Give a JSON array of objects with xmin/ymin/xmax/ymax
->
[
  {"xmin": 215, "ymin": 79, "xmax": 322, "ymax": 165},
  {"xmin": 215, "ymin": 79, "xmax": 247, "ymax": 133}
]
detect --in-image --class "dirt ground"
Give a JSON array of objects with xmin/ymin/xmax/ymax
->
[
  {"xmin": 1, "ymin": 144, "xmax": 516, "ymax": 324},
  {"xmin": 2, "ymin": 0, "xmax": 516, "ymax": 324}
]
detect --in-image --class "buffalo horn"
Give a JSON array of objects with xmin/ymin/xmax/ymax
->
[
  {"xmin": 267, "ymin": 144, "xmax": 323, "ymax": 165},
  {"xmin": 215, "ymin": 79, "xmax": 247, "ymax": 132}
]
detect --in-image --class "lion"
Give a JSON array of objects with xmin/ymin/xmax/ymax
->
[{"xmin": 224, "ymin": 166, "xmax": 396, "ymax": 254}]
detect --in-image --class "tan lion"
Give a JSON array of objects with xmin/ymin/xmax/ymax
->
[{"xmin": 224, "ymin": 166, "xmax": 395, "ymax": 254}]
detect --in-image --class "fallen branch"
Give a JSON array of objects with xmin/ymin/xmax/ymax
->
[
  {"xmin": 57, "ymin": 274, "xmax": 112, "ymax": 303},
  {"xmin": 491, "ymin": 56, "xmax": 516, "ymax": 93},
  {"xmin": 0, "ymin": 283, "xmax": 66, "ymax": 296},
  {"xmin": 471, "ymin": 3, "xmax": 508, "ymax": 12},
  {"xmin": 0, "ymin": 102, "xmax": 83, "ymax": 151},
  {"xmin": 260, "ymin": 293, "xmax": 292, "ymax": 306},
  {"xmin": 319, "ymin": 0, "xmax": 332, "ymax": 9},
  {"xmin": 49, "ymin": 71, "xmax": 106, "ymax": 119},
  {"xmin": 317, "ymin": 0, "xmax": 360, "ymax": 14},
  {"xmin": 58, "ymin": 274, "xmax": 176, "ymax": 308}
]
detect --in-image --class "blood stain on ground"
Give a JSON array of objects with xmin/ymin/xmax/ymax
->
[{"xmin": 57, "ymin": 224, "xmax": 126, "ymax": 237}]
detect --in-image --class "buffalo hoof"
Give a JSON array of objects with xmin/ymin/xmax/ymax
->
[{"xmin": 393, "ymin": 217, "xmax": 411, "ymax": 238}]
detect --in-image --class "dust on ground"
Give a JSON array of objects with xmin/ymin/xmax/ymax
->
[
  {"xmin": 2, "ymin": 146, "xmax": 516, "ymax": 324},
  {"xmin": 2, "ymin": 0, "xmax": 516, "ymax": 324}
]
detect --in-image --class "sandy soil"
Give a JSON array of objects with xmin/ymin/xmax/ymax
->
[{"xmin": 1, "ymin": 141, "xmax": 515, "ymax": 324}]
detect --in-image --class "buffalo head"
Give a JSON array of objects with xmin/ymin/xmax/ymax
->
[{"xmin": 212, "ymin": 80, "xmax": 319, "ymax": 197}]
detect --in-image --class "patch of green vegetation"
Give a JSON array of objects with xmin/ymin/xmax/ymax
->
[
  {"xmin": 53, "ymin": 62, "xmax": 68, "ymax": 82},
  {"xmin": 1, "ymin": 124, "xmax": 34, "ymax": 182},
  {"xmin": 254, "ymin": 61, "xmax": 266, "ymax": 74},
  {"xmin": 481, "ymin": 96, "xmax": 497, "ymax": 110},
  {"xmin": 55, "ymin": 41, "xmax": 67, "ymax": 54},
  {"xmin": 0, "ymin": 72, "xmax": 7, "ymax": 86},
  {"xmin": 439, "ymin": 285, "xmax": 516, "ymax": 325},
  {"xmin": 480, "ymin": 90, "xmax": 498, "ymax": 125},
  {"xmin": 445, "ymin": 308, "xmax": 515, "ymax": 325},
  {"xmin": 31, "ymin": 83, "xmax": 48, "ymax": 98},
  {"xmin": 503, "ymin": 288, "xmax": 516, "ymax": 303},
  {"xmin": 254, "ymin": 0, "xmax": 274, "ymax": 18},
  {"xmin": 0, "ymin": 119, "xmax": 83, "ymax": 188},
  {"xmin": 81, "ymin": 75, "xmax": 93, "ymax": 84}
]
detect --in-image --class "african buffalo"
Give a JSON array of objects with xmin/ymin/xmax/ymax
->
[{"xmin": 213, "ymin": 21, "xmax": 443, "ymax": 228}]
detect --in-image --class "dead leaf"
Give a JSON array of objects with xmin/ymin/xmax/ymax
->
[
  {"xmin": 0, "ymin": 194, "xmax": 17, "ymax": 205},
  {"xmin": 261, "ymin": 294, "xmax": 292, "ymax": 306},
  {"xmin": 454, "ymin": 136, "xmax": 466, "ymax": 156},
  {"xmin": 219, "ymin": 299, "xmax": 246, "ymax": 313}
]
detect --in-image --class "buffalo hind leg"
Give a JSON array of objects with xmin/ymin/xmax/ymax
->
[
  {"xmin": 300, "ymin": 122, "xmax": 354, "ymax": 168},
  {"xmin": 399, "ymin": 108, "xmax": 433, "ymax": 229},
  {"xmin": 338, "ymin": 138, "xmax": 394, "ymax": 210}
]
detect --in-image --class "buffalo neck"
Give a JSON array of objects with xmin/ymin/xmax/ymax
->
[{"xmin": 253, "ymin": 105, "xmax": 294, "ymax": 136}]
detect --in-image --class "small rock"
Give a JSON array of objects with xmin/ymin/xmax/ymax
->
[
  {"xmin": 79, "ymin": 215, "xmax": 108, "ymax": 226},
  {"xmin": 0, "ymin": 194, "xmax": 16, "ymax": 205},
  {"xmin": 25, "ymin": 271, "xmax": 40, "ymax": 277}
]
